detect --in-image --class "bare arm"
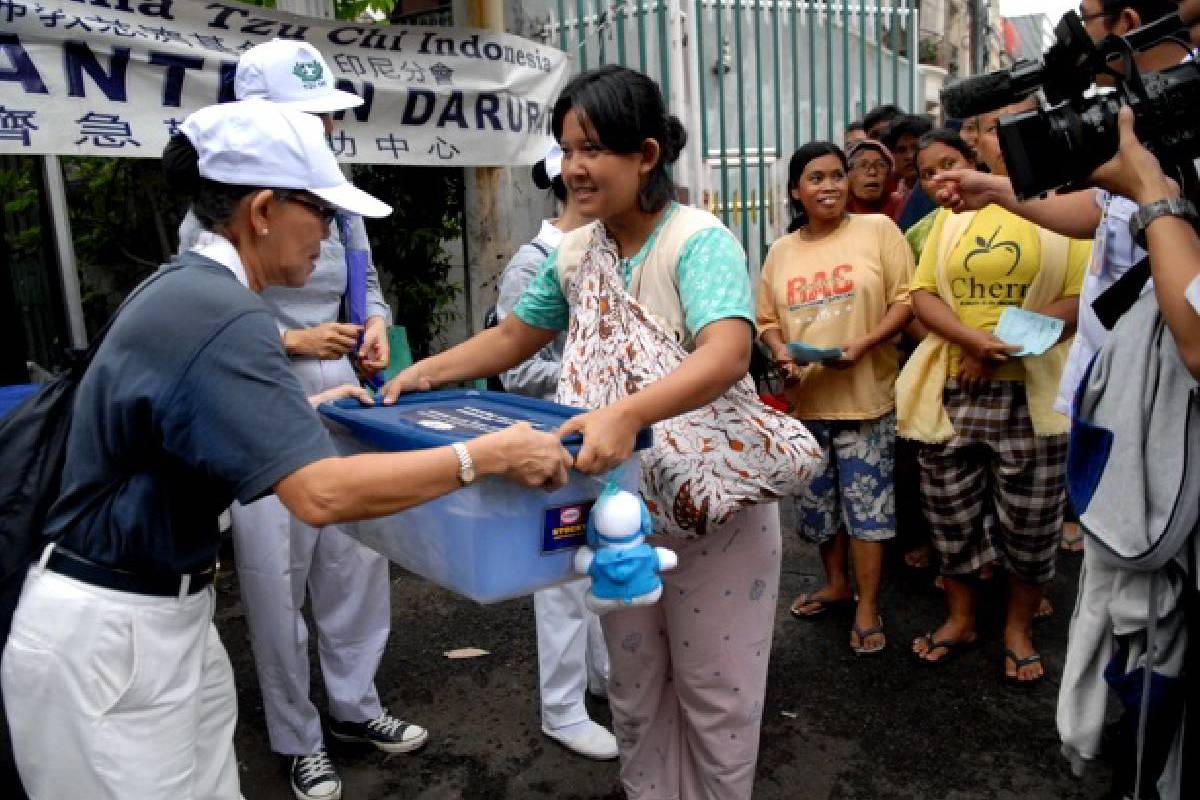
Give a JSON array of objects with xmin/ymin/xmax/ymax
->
[
  {"xmin": 911, "ymin": 290, "xmax": 1020, "ymax": 360},
  {"xmin": 857, "ymin": 301, "xmax": 913, "ymax": 351},
  {"xmin": 1143, "ymin": 215, "xmax": 1200, "ymax": 378},
  {"xmin": 1034, "ymin": 296, "xmax": 1079, "ymax": 344},
  {"xmin": 932, "ymin": 170, "xmax": 1103, "ymax": 240},
  {"xmin": 760, "ymin": 327, "xmax": 789, "ymax": 362},
  {"xmin": 275, "ymin": 423, "xmax": 573, "ymax": 527},
  {"xmin": 1088, "ymin": 106, "xmax": 1200, "ymax": 378},
  {"xmin": 558, "ymin": 318, "xmax": 753, "ymax": 474},
  {"xmin": 382, "ymin": 315, "xmax": 557, "ymax": 403}
]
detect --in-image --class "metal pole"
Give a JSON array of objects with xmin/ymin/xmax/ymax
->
[
  {"xmin": 42, "ymin": 156, "xmax": 86, "ymax": 349},
  {"xmin": 716, "ymin": 1, "xmax": 730, "ymax": 226},
  {"xmin": 808, "ymin": 0, "xmax": 817, "ymax": 141},
  {"xmin": 734, "ymin": 0, "xmax": 750, "ymax": 247},
  {"xmin": 596, "ymin": 0, "xmax": 608, "ymax": 63},
  {"xmin": 682, "ymin": 0, "xmax": 709, "ymax": 207},
  {"xmin": 909, "ymin": 0, "xmax": 918, "ymax": 109}
]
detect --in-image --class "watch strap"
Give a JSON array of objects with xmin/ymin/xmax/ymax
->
[
  {"xmin": 1130, "ymin": 197, "xmax": 1198, "ymax": 249},
  {"xmin": 450, "ymin": 441, "xmax": 475, "ymax": 485}
]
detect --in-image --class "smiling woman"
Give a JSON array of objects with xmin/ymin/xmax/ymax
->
[
  {"xmin": 379, "ymin": 65, "xmax": 803, "ymax": 800},
  {"xmin": 757, "ymin": 140, "xmax": 914, "ymax": 663}
]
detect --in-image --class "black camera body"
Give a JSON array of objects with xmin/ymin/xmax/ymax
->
[{"xmin": 942, "ymin": 12, "xmax": 1200, "ymax": 200}]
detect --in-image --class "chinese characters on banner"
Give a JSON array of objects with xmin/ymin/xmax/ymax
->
[{"xmin": 0, "ymin": 0, "xmax": 569, "ymax": 166}]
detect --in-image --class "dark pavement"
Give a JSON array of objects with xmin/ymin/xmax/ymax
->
[{"xmin": 219, "ymin": 502, "xmax": 1112, "ymax": 799}]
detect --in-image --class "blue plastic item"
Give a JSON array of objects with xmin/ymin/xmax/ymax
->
[
  {"xmin": 320, "ymin": 390, "xmax": 652, "ymax": 604},
  {"xmin": 787, "ymin": 342, "xmax": 844, "ymax": 364}
]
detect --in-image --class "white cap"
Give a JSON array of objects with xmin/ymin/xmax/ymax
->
[
  {"xmin": 235, "ymin": 38, "xmax": 364, "ymax": 114},
  {"xmin": 542, "ymin": 144, "xmax": 563, "ymax": 182},
  {"xmin": 182, "ymin": 99, "xmax": 391, "ymax": 218}
]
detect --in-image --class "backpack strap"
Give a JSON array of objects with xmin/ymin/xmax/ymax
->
[{"xmin": 1092, "ymin": 257, "xmax": 1152, "ymax": 332}]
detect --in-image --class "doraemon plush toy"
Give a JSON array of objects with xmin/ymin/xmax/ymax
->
[{"xmin": 575, "ymin": 480, "xmax": 677, "ymax": 614}]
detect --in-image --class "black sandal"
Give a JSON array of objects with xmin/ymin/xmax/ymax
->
[
  {"xmin": 911, "ymin": 632, "xmax": 978, "ymax": 666},
  {"xmin": 1002, "ymin": 649, "xmax": 1046, "ymax": 687}
]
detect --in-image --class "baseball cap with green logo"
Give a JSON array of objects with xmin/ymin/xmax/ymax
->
[
  {"xmin": 183, "ymin": 99, "xmax": 391, "ymax": 218},
  {"xmin": 235, "ymin": 38, "xmax": 365, "ymax": 114}
]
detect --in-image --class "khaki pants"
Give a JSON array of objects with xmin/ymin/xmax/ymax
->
[
  {"xmin": 2, "ymin": 566, "xmax": 240, "ymax": 799},
  {"xmin": 602, "ymin": 503, "xmax": 781, "ymax": 800}
]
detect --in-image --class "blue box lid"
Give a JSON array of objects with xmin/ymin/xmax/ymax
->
[{"xmin": 320, "ymin": 389, "xmax": 652, "ymax": 455}]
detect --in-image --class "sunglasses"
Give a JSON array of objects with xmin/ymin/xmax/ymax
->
[{"xmin": 284, "ymin": 193, "xmax": 338, "ymax": 226}]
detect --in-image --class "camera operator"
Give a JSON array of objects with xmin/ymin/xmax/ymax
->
[
  {"xmin": 933, "ymin": 0, "xmax": 1183, "ymax": 412},
  {"xmin": 1092, "ymin": 107, "xmax": 1200, "ymax": 377}
]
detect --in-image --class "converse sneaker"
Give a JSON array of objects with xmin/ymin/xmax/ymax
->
[
  {"xmin": 329, "ymin": 710, "xmax": 429, "ymax": 754},
  {"xmin": 289, "ymin": 748, "xmax": 341, "ymax": 800}
]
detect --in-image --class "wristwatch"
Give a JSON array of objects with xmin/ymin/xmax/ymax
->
[
  {"xmin": 1129, "ymin": 197, "xmax": 1199, "ymax": 249},
  {"xmin": 450, "ymin": 442, "xmax": 475, "ymax": 486}
]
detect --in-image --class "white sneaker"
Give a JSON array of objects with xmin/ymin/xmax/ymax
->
[{"xmin": 542, "ymin": 719, "xmax": 619, "ymax": 760}]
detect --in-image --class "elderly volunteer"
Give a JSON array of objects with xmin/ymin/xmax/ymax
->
[
  {"xmin": 176, "ymin": 39, "xmax": 409, "ymax": 800},
  {"xmin": 495, "ymin": 146, "xmax": 615, "ymax": 761},
  {"xmin": 0, "ymin": 99, "xmax": 571, "ymax": 800}
]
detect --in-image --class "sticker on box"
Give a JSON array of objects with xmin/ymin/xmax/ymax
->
[
  {"xmin": 395, "ymin": 405, "xmax": 555, "ymax": 437},
  {"xmin": 541, "ymin": 502, "xmax": 593, "ymax": 554}
]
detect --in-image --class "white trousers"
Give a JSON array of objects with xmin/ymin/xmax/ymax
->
[
  {"xmin": 2, "ymin": 568, "xmax": 240, "ymax": 800},
  {"xmin": 230, "ymin": 355, "xmax": 391, "ymax": 756},
  {"xmin": 534, "ymin": 579, "xmax": 609, "ymax": 730}
]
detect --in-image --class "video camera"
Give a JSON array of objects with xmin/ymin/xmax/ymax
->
[{"xmin": 941, "ymin": 11, "xmax": 1200, "ymax": 200}]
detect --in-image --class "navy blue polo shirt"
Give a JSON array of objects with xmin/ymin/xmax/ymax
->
[{"xmin": 45, "ymin": 252, "xmax": 337, "ymax": 575}]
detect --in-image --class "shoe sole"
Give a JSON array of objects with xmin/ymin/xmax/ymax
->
[
  {"xmin": 329, "ymin": 727, "xmax": 429, "ymax": 754},
  {"xmin": 291, "ymin": 782, "xmax": 341, "ymax": 800}
]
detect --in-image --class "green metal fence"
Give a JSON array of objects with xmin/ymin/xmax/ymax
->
[{"xmin": 539, "ymin": 0, "xmax": 921, "ymax": 274}]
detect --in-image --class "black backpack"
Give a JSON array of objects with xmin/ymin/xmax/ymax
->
[{"xmin": 0, "ymin": 267, "xmax": 170, "ymax": 795}]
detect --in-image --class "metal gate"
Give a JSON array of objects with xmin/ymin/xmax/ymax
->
[{"xmin": 537, "ymin": 0, "xmax": 921, "ymax": 273}]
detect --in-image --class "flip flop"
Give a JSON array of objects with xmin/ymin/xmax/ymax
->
[
  {"xmin": 851, "ymin": 617, "xmax": 886, "ymax": 657},
  {"xmin": 910, "ymin": 632, "xmax": 978, "ymax": 666},
  {"xmin": 1003, "ymin": 649, "xmax": 1046, "ymax": 688},
  {"xmin": 789, "ymin": 591, "xmax": 854, "ymax": 619}
]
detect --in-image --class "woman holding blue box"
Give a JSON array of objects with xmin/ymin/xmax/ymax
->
[
  {"xmin": 384, "ymin": 65, "xmax": 785, "ymax": 800},
  {"xmin": 0, "ymin": 99, "xmax": 573, "ymax": 800}
]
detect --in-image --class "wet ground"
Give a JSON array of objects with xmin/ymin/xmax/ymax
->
[{"xmin": 219, "ymin": 503, "xmax": 1112, "ymax": 799}]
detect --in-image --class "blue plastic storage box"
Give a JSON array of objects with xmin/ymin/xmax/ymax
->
[{"xmin": 320, "ymin": 390, "xmax": 651, "ymax": 604}]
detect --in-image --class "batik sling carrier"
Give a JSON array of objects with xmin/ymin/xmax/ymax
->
[{"xmin": 554, "ymin": 206, "xmax": 821, "ymax": 538}]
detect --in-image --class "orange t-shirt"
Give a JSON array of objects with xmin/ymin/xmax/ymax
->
[{"xmin": 757, "ymin": 214, "xmax": 914, "ymax": 420}]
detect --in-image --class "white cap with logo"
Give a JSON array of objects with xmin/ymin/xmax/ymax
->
[
  {"xmin": 182, "ymin": 99, "xmax": 391, "ymax": 218},
  {"xmin": 235, "ymin": 38, "xmax": 364, "ymax": 114}
]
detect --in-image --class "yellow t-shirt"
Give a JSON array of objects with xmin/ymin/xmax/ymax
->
[
  {"xmin": 757, "ymin": 214, "xmax": 913, "ymax": 420},
  {"xmin": 911, "ymin": 205, "xmax": 1089, "ymax": 380}
]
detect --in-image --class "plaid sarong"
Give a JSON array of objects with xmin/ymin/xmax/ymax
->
[{"xmin": 917, "ymin": 379, "xmax": 1067, "ymax": 584}]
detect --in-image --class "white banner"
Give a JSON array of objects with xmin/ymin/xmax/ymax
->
[{"xmin": 0, "ymin": 1, "xmax": 569, "ymax": 165}]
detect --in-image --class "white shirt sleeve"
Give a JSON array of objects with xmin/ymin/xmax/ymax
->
[{"xmin": 1185, "ymin": 274, "xmax": 1200, "ymax": 316}]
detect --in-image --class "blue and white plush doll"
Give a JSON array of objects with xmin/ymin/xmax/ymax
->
[{"xmin": 574, "ymin": 479, "xmax": 677, "ymax": 614}]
